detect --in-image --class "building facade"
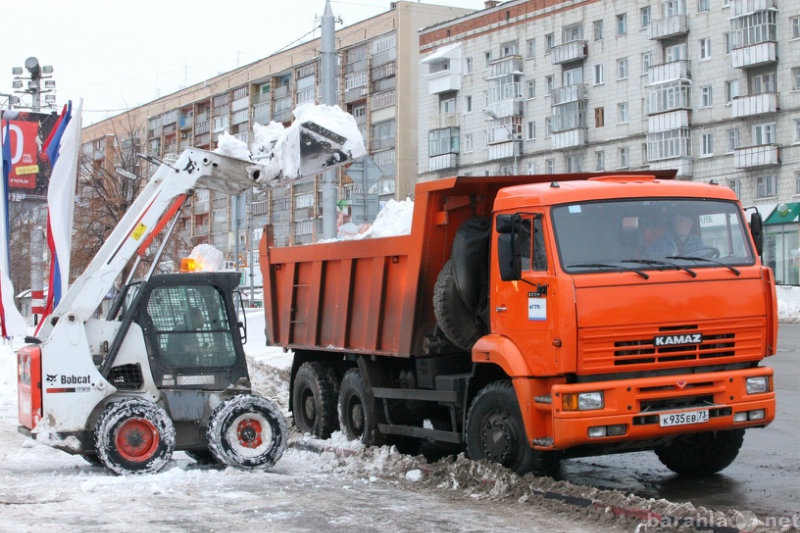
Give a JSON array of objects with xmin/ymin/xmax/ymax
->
[
  {"xmin": 417, "ymin": 0, "xmax": 800, "ymax": 283},
  {"xmin": 79, "ymin": 1, "xmax": 473, "ymax": 287}
]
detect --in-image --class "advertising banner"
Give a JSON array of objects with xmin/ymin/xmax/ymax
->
[{"xmin": 0, "ymin": 110, "xmax": 60, "ymax": 196}]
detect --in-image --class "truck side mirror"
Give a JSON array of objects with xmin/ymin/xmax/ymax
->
[
  {"xmin": 750, "ymin": 212, "xmax": 764, "ymax": 257},
  {"xmin": 496, "ymin": 215, "xmax": 522, "ymax": 281}
]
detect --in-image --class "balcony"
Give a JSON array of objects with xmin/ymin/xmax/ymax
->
[
  {"xmin": 486, "ymin": 55, "xmax": 523, "ymax": 79},
  {"xmin": 731, "ymin": 93, "xmax": 778, "ymax": 118},
  {"xmin": 734, "ymin": 144, "xmax": 779, "ymax": 169},
  {"xmin": 550, "ymin": 40, "xmax": 587, "ymax": 65},
  {"xmin": 648, "ymin": 110, "xmax": 691, "ymax": 133},
  {"xmin": 427, "ymin": 69, "xmax": 462, "ymax": 94},
  {"xmin": 730, "ymin": 0, "xmax": 776, "ymax": 16},
  {"xmin": 551, "ymin": 84, "xmax": 587, "ymax": 106},
  {"xmin": 649, "ymin": 157, "xmax": 693, "ymax": 177},
  {"xmin": 551, "ymin": 129, "xmax": 587, "ymax": 150},
  {"xmin": 731, "ymin": 42, "xmax": 777, "ymax": 69},
  {"xmin": 429, "ymin": 113, "xmax": 459, "ymax": 130},
  {"xmin": 647, "ymin": 15, "xmax": 689, "ymax": 40},
  {"xmin": 428, "ymin": 153, "xmax": 459, "ymax": 172},
  {"xmin": 488, "ymin": 140, "xmax": 521, "ymax": 161},
  {"xmin": 646, "ymin": 61, "xmax": 691, "ymax": 85},
  {"xmin": 484, "ymin": 99, "xmax": 524, "ymax": 119}
]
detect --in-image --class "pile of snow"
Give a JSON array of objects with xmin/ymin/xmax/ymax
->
[
  {"xmin": 187, "ymin": 243, "xmax": 224, "ymax": 272},
  {"xmin": 334, "ymin": 198, "xmax": 414, "ymax": 241}
]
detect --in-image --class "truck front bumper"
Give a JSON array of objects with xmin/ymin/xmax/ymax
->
[{"xmin": 534, "ymin": 366, "xmax": 775, "ymax": 450}]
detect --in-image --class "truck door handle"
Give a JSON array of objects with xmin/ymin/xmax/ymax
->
[{"xmin": 496, "ymin": 305, "xmax": 508, "ymax": 312}]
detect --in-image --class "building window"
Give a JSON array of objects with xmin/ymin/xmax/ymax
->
[
  {"xmin": 756, "ymin": 175, "xmax": 777, "ymax": 198},
  {"xmin": 640, "ymin": 6, "xmax": 651, "ymax": 28},
  {"xmin": 753, "ymin": 122, "xmax": 776, "ymax": 145},
  {"xmin": 698, "ymin": 0, "xmax": 709, "ymax": 12},
  {"xmin": 724, "ymin": 32, "xmax": 732, "ymax": 54},
  {"xmin": 595, "ymin": 107, "xmax": 605, "ymax": 127},
  {"xmin": 701, "ymin": 133, "xmax": 713, "ymax": 156},
  {"xmin": 428, "ymin": 127, "xmax": 459, "ymax": 156},
  {"xmin": 563, "ymin": 23, "xmax": 583, "ymax": 42},
  {"xmin": 545, "ymin": 33, "xmax": 554, "ymax": 54},
  {"xmin": 593, "ymin": 19, "xmax": 604, "ymax": 40},
  {"xmin": 617, "ymin": 58, "xmax": 629, "ymax": 80},
  {"xmin": 567, "ymin": 154, "xmax": 583, "ymax": 172},
  {"xmin": 641, "ymin": 52, "xmax": 652, "ymax": 73},
  {"xmin": 794, "ymin": 119, "xmax": 800, "ymax": 143},
  {"xmin": 792, "ymin": 68, "xmax": 800, "ymax": 90},
  {"xmin": 464, "ymin": 133, "xmax": 473, "ymax": 152},
  {"xmin": 595, "ymin": 150, "xmax": 605, "ymax": 170},
  {"xmin": 617, "ymin": 102, "xmax": 629, "ymax": 123},
  {"xmin": 527, "ymin": 80, "xmax": 536, "ymax": 99},
  {"xmin": 665, "ymin": 43, "xmax": 687, "ymax": 62},
  {"xmin": 618, "ymin": 147, "xmax": 629, "ymax": 168},
  {"xmin": 546, "ymin": 158, "xmax": 555, "ymax": 173},
  {"xmin": 485, "ymin": 51, "xmax": 494, "ymax": 67},
  {"xmin": 729, "ymin": 178, "xmax": 741, "ymax": 197},
  {"xmin": 545, "ymin": 117, "xmax": 552, "ymax": 137},
  {"xmin": 791, "ymin": 16, "xmax": 800, "ymax": 39},
  {"xmin": 545, "ymin": 75, "xmax": 554, "ymax": 94},
  {"xmin": 465, "ymin": 57, "xmax": 473, "ymax": 74},
  {"xmin": 501, "ymin": 41, "xmax": 518, "ymax": 57},
  {"xmin": 795, "ymin": 171, "xmax": 800, "ymax": 194},
  {"xmin": 731, "ymin": 10, "xmax": 776, "ymax": 48},
  {"xmin": 616, "ymin": 13, "xmax": 627, "ymax": 35},
  {"xmin": 727, "ymin": 129, "xmax": 740, "ymax": 152},
  {"xmin": 465, "ymin": 95, "xmax": 473, "ymax": 113},
  {"xmin": 526, "ymin": 121, "xmax": 536, "ymax": 140},
  {"xmin": 593, "ymin": 64, "xmax": 604, "ymax": 85},
  {"xmin": 725, "ymin": 80, "xmax": 739, "ymax": 102},
  {"xmin": 526, "ymin": 38, "xmax": 536, "ymax": 58},
  {"xmin": 751, "ymin": 72, "xmax": 776, "ymax": 94},
  {"xmin": 700, "ymin": 85, "xmax": 713, "ymax": 108},
  {"xmin": 699, "ymin": 37, "xmax": 712, "ymax": 59}
]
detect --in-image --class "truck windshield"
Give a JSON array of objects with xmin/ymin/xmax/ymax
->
[{"xmin": 552, "ymin": 199, "xmax": 756, "ymax": 274}]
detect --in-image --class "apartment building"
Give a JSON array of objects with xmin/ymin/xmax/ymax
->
[
  {"xmin": 80, "ymin": 1, "xmax": 473, "ymax": 280},
  {"xmin": 418, "ymin": 0, "xmax": 800, "ymax": 283}
]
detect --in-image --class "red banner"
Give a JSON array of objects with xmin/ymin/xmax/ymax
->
[{"xmin": 4, "ymin": 120, "xmax": 41, "ymax": 189}]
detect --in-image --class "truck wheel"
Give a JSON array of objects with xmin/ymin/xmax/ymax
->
[
  {"xmin": 337, "ymin": 368, "xmax": 382, "ymax": 445},
  {"xmin": 466, "ymin": 381, "xmax": 559, "ymax": 476},
  {"xmin": 654, "ymin": 429, "xmax": 744, "ymax": 475},
  {"xmin": 433, "ymin": 259, "xmax": 484, "ymax": 351},
  {"xmin": 94, "ymin": 398, "xmax": 175, "ymax": 475},
  {"xmin": 292, "ymin": 362, "xmax": 338, "ymax": 438},
  {"xmin": 207, "ymin": 394, "xmax": 287, "ymax": 469}
]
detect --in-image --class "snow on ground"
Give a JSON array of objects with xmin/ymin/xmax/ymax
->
[{"xmin": 1, "ymin": 298, "xmax": 797, "ymax": 532}]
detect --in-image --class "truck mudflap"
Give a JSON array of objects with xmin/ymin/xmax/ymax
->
[{"xmin": 534, "ymin": 366, "xmax": 775, "ymax": 450}]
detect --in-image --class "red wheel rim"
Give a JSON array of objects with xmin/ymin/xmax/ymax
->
[
  {"xmin": 115, "ymin": 417, "xmax": 159, "ymax": 462},
  {"xmin": 236, "ymin": 418, "xmax": 264, "ymax": 449}
]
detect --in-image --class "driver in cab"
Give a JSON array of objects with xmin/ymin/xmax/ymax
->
[{"xmin": 645, "ymin": 213, "xmax": 704, "ymax": 258}]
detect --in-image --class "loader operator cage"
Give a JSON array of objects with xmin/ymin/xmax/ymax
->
[
  {"xmin": 146, "ymin": 284, "xmax": 238, "ymax": 368},
  {"xmin": 551, "ymin": 198, "xmax": 757, "ymax": 273}
]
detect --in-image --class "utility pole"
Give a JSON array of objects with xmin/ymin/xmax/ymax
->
[{"xmin": 320, "ymin": 0, "xmax": 338, "ymax": 239}]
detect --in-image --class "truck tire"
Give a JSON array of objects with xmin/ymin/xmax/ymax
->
[
  {"xmin": 654, "ymin": 429, "xmax": 744, "ymax": 475},
  {"xmin": 207, "ymin": 394, "xmax": 287, "ymax": 469},
  {"xmin": 433, "ymin": 259, "xmax": 484, "ymax": 351},
  {"xmin": 292, "ymin": 362, "xmax": 339, "ymax": 438},
  {"xmin": 94, "ymin": 398, "xmax": 176, "ymax": 475},
  {"xmin": 337, "ymin": 368, "xmax": 382, "ymax": 445},
  {"xmin": 466, "ymin": 381, "xmax": 559, "ymax": 476}
]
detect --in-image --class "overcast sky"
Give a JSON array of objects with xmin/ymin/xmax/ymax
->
[{"xmin": 1, "ymin": 0, "xmax": 481, "ymax": 125}]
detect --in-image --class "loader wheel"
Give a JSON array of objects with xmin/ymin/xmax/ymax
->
[
  {"xmin": 337, "ymin": 368, "xmax": 383, "ymax": 446},
  {"xmin": 94, "ymin": 398, "xmax": 175, "ymax": 475},
  {"xmin": 466, "ymin": 381, "xmax": 559, "ymax": 476},
  {"xmin": 207, "ymin": 394, "xmax": 287, "ymax": 470},
  {"xmin": 433, "ymin": 260, "xmax": 484, "ymax": 351},
  {"xmin": 292, "ymin": 362, "xmax": 339, "ymax": 438},
  {"xmin": 654, "ymin": 429, "xmax": 744, "ymax": 476}
]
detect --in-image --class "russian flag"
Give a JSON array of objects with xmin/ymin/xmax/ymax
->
[
  {"xmin": 39, "ymin": 100, "xmax": 82, "ymax": 325},
  {"xmin": 0, "ymin": 121, "xmax": 27, "ymax": 337}
]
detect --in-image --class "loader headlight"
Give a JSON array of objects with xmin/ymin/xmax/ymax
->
[
  {"xmin": 745, "ymin": 376, "xmax": 769, "ymax": 394},
  {"xmin": 562, "ymin": 391, "xmax": 604, "ymax": 411}
]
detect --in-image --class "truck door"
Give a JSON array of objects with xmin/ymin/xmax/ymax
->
[{"xmin": 493, "ymin": 214, "xmax": 559, "ymax": 372}]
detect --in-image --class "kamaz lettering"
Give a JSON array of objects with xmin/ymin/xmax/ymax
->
[{"xmin": 654, "ymin": 334, "xmax": 703, "ymax": 347}]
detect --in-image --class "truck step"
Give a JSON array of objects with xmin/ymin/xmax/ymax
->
[
  {"xmin": 378, "ymin": 423, "xmax": 463, "ymax": 444},
  {"xmin": 372, "ymin": 387, "xmax": 458, "ymax": 404}
]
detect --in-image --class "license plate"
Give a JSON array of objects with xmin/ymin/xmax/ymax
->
[{"xmin": 659, "ymin": 409, "xmax": 710, "ymax": 428}]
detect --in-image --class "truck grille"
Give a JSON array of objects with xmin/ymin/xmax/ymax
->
[{"xmin": 579, "ymin": 318, "xmax": 765, "ymax": 373}]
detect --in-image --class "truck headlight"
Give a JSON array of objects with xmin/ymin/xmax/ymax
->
[
  {"xmin": 562, "ymin": 391, "xmax": 604, "ymax": 411},
  {"xmin": 746, "ymin": 376, "xmax": 769, "ymax": 394}
]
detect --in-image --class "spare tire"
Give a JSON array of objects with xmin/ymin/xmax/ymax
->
[
  {"xmin": 451, "ymin": 216, "xmax": 491, "ymax": 316},
  {"xmin": 433, "ymin": 259, "xmax": 484, "ymax": 351}
]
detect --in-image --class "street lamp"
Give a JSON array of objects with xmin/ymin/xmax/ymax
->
[
  {"xmin": 483, "ymin": 108, "xmax": 520, "ymax": 174},
  {"xmin": 11, "ymin": 57, "xmax": 56, "ymax": 112}
]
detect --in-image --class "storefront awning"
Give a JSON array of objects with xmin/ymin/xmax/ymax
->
[{"xmin": 765, "ymin": 202, "xmax": 800, "ymax": 225}]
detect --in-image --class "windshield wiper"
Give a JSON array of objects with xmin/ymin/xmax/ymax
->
[
  {"xmin": 622, "ymin": 258, "xmax": 697, "ymax": 278},
  {"xmin": 666, "ymin": 256, "xmax": 741, "ymax": 276},
  {"xmin": 567, "ymin": 263, "xmax": 649, "ymax": 279}
]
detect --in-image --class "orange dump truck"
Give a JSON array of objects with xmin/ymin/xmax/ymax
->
[{"xmin": 261, "ymin": 172, "xmax": 777, "ymax": 475}]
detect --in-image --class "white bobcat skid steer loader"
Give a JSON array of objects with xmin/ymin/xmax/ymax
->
[{"xmin": 17, "ymin": 106, "xmax": 364, "ymax": 474}]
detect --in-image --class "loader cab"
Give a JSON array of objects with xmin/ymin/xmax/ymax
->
[{"xmin": 114, "ymin": 272, "xmax": 250, "ymax": 391}]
